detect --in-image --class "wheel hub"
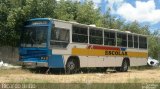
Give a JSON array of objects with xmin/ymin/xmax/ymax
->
[
  {"xmin": 68, "ymin": 61, "xmax": 75, "ymax": 70},
  {"xmin": 123, "ymin": 61, "xmax": 128, "ymax": 70}
]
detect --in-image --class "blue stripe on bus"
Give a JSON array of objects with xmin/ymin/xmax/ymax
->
[
  {"xmin": 120, "ymin": 47, "xmax": 127, "ymax": 51},
  {"xmin": 20, "ymin": 58, "xmax": 48, "ymax": 63},
  {"xmin": 30, "ymin": 18, "xmax": 51, "ymax": 21},
  {"xmin": 48, "ymin": 55, "xmax": 64, "ymax": 68},
  {"xmin": 25, "ymin": 25, "xmax": 49, "ymax": 27}
]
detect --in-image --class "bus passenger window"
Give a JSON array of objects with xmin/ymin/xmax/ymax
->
[
  {"xmin": 117, "ymin": 33, "xmax": 127, "ymax": 47},
  {"xmin": 104, "ymin": 31, "xmax": 115, "ymax": 46},
  {"xmin": 89, "ymin": 29, "xmax": 103, "ymax": 44},
  {"xmin": 134, "ymin": 35, "xmax": 138, "ymax": 48},
  {"xmin": 72, "ymin": 26, "xmax": 88, "ymax": 43},
  {"xmin": 50, "ymin": 27, "xmax": 69, "ymax": 48},
  {"xmin": 139, "ymin": 36, "xmax": 147, "ymax": 49},
  {"xmin": 128, "ymin": 34, "xmax": 133, "ymax": 48}
]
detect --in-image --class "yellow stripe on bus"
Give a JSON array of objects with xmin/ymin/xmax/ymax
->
[
  {"xmin": 127, "ymin": 52, "xmax": 148, "ymax": 58},
  {"xmin": 72, "ymin": 48, "xmax": 148, "ymax": 58},
  {"xmin": 72, "ymin": 48, "xmax": 104, "ymax": 56}
]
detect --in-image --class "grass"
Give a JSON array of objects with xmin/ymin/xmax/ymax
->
[
  {"xmin": 127, "ymin": 77, "xmax": 142, "ymax": 83},
  {"xmin": 0, "ymin": 68, "xmax": 31, "ymax": 75},
  {"xmin": 0, "ymin": 67, "xmax": 160, "ymax": 83},
  {"xmin": 0, "ymin": 67, "xmax": 160, "ymax": 89}
]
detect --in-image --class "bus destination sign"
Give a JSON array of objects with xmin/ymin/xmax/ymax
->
[{"xmin": 31, "ymin": 21, "xmax": 49, "ymax": 25}]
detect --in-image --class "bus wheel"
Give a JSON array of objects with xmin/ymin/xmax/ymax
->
[
  {"xmin": 116, "ymin": 59, "xmax": 129, "ymax": 72},
  {"xmin": 66, "ymin": 59, "xmax": 79, "ymax": 74}
]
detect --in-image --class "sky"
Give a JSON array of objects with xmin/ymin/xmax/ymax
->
[{"xmin": 80, "ymin": 0, "xmax": 160, "ymax": 32}]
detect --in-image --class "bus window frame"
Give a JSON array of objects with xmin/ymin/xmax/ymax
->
[
  {"xmin": 127, "ymin": 33, "xmax": 134, "ymax": 48},
  {"xmin": 21, "ymin": 22, "xmax": 50, "ymax": 48},
  {"xmin": 89, "ymin": 27, "xmax": 103, "ymax": 45},
  {"xmin": 72, "ymin": 25, "xmax": 88, "ymax": 43},
  {"xmin": 138, "ymin": 35, "xmax": 147, "ymax": 49},
  {"xmin": 116, "ymin": 32, "xmax": 127, "ymax": 47},
  {"xmin": 133, "ymin": 35, "xmax": 139, "ymax": 49},
  {"xmin": 50, "ymin": 26, "xmax": 70, "ymax": 49},
  {"xmin": 104, "ymin": 30, "xmax": 116, "ymax": 46}
]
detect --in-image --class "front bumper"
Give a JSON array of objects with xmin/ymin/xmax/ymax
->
[{"xmin": 21, "ymin": 61, "xmax": 48, "ymax": 67}]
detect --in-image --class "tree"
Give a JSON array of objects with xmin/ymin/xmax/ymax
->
[
  {"xmin": 75, "ymin": 1, "xmax": 101, "ymax": 25},
  {"xmin": 0, "ymin": 0, "xmax": 14, "ymax": 46},
  {"xmin": 100, "ymin": 8, "xmax": 112, "ymax": 28},
  {"xmin": 29, "ymin": 0, "xmax": 56, "ymax": 18},
  {"xmin": 0, "ymin": 0, "xmax": 57, "ymax": 46},
  {"xmin": 54, "ymin": 0, "xmax": 79, "ymax": 21},
  {"xmin": 148, "ymin": 30, "xmax": 160, "ymax": 59}
]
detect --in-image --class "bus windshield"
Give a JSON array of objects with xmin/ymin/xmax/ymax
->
[{"xmin": 21, "ymin": 26, "xmax": 48, "ymax": 48}]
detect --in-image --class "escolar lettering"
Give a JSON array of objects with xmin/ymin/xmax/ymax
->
[{"xmin": 105, "ymin": 51, "xmax": 127, "ymax": 56}]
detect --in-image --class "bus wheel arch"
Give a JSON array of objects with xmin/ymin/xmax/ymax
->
[
  {"xmin": 124, "ymin": 57, "xmax": 130, "ymax": 66},
  {"xmin": 65, "ymin": 56, "xmax": 80, "ymax": 74},
  {"xmin": 116, "ymin": 57, "xmax": 130, "ymax": 72}
]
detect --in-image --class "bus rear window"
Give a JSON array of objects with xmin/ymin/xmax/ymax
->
[{"xmin": 139, "ymin": 36, "xmax": 147, "ymax": 49}]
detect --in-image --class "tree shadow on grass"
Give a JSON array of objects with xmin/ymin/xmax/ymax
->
[
  {"xmin": 130, "ymin": 65, "xmax": 159, "ymax": 71},
  {"xmin": 23, "ymin": 67, "xmax": 124, "ymax": 75}
]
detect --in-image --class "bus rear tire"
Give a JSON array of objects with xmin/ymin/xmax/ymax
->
[
  {"xmin": 116, "ymin": 59, "xmax": 129, "ymax": 72},
  {"xmin": 65, "ymin": 58, "xmax": 79, "ymax": 74}
]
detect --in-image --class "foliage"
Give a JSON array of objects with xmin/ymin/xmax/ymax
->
[
  {"xmin": 0, "ymin": 0, "xmax": 160, "ymax": 59},
  {"xmin": 54, "ymin": 0, "xmax": 78, "ymax": 21},
  {"xmin": 148, "ymin": 30, "xmax": 160, "ymax": 60},
  {"xmin": 75, "ymin": 1, "xmax": 101, "ymax": 25}
]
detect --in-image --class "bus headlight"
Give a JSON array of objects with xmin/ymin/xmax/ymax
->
[{"xmin": 40, "ymin": 56, "xmax": 48, "ymax": 60}]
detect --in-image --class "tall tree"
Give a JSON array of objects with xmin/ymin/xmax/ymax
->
[
  {"xmin": 75, "ymin": 1, "xmax": 101, "ymax": 25},
  {"xmin": 54, "ymin": 0, "xmax": 78, "ymax": 21},
  {"xmin": 148, "ymin": 30, "xmax": 160, "ymax": 59}
]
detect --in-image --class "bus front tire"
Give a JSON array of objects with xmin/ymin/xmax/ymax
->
[
  {"xmin": 116, "ymin": 59, "xmax": 129, "ymax": 72},
  {"xmin": 65, "ymin": 59, "xmax": 79, "ymax": 74}
]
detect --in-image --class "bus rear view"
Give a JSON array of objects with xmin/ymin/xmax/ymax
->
[{"xmin": 19, "ymin": 18, "xmax": 51, "ymax": 67}]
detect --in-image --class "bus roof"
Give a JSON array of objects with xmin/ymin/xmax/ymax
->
[
  {"xmin": 29, "ymin": 18, "xmax": 148, "ymax": 37},
  {"xmin": 30, "ymin": 18, "xmax": 52, "ymax": 21}
]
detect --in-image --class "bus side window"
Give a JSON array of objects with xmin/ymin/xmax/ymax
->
[
  {"xmin": 72, "ymin": 26, "xmax": 88, "ymax": 43},
  {"xmin": 139, "ymin": 36, "xmax": 147, "ymax": 49},
  {"xmin": 117, "ymin": 33, "xmax": 127, "ymax": 47},
  {"xmin": 104, "ymin": 31, "xmax": 115, "ymax": 46},
  {"xmin": 134, "ymin": 35, "xmax": 138, "ymax": 48},
  {"xmin": 128, "ymin": 34, "xmax": 133, "ymax": 48},
  {"xmin": 89, "ymin": 28, "xmax": 103, "ymax": 44},
  {"xmin": 50, "ymin": 27, "xmax": 69, "ymax": 48}
]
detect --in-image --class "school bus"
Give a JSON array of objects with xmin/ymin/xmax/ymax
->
[{"xmin": 19, "ymin": 18, "xmax": 148, "ymax": 73}]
